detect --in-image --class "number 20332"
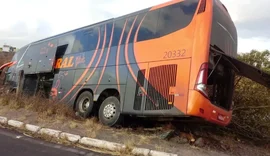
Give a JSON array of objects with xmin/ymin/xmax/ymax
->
[{"xmin": 163, "ymin": 49, "xmax": 186, "ymax": 59}]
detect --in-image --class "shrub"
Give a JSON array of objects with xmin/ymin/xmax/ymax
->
[{"xmin": 231, "ymin": 50, "xmax": 270, "ymax": 141}]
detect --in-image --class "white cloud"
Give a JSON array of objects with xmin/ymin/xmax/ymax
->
[
  {"xmin": 0, "ymin": 0, "xmax": 168, "ymax": 48},
  {"xmin": 221, "ymin": 0, "xmax": 270, "ymax": 52},
  {"xmin": 238, "ymin": 37, "xmax": 270, "ymax": 53},
  {"xmin": 0, "ymin": 0, "xmax": 269, "ymax": 53},
  {"xmin": 222, "ymin": 0, "xmax": 270, "ymax": 23}
]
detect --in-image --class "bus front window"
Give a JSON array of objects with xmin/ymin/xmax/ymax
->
[{"xmin": 207, "ymin": 51, "xmax": 235, "ymax": 111}]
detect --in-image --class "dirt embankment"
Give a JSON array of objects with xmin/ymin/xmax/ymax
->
[
  {"xmin": 0, "ymin": 52, "xmax": 14, "ymax": 65},
  {"xmin": 0, "ymin": 93, "xmax": 269, "ymax": 156},
  {"xmin": 0, "ymin": 52, "xmax": 15, "ymax": 83}
]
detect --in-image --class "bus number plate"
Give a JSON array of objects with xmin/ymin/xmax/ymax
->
[{"xmin": 163, "ymin": 49, "xmax": 186, "ymax": 59}]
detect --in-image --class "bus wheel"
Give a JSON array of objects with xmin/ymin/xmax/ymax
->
[
  {"xmin": 98, "ymin": 96, "xmax": 122, "ymax": 127},
  {"xmin": 75, "ymin": 91, "xmax": 94, "ymax": 118}
]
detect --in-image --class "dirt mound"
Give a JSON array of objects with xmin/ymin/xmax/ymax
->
[
  {"xmin": 0, "ymin": 52, "xmax": 14, "ymax": 65},
  {"xmin": 0, "ymin": 52, "xmax": 15, "ymax": 83}
]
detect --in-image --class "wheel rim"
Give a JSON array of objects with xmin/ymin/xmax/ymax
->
[
  {"xmin": 79, "ymin": 97, "xmax": 90, "ymax": 112},
  {"xmin": 103, "ymin": 103, "xmax": 116, "ymax": 119}
]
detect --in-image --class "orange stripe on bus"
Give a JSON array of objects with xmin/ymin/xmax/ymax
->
[
  {"xmin": 60, "ymin": 28, "xmax": 101, "ymax": 102},
  {"xmin": 94, "ymin": 23, "xmax": 115, "ymax": 93},
  {"xmin": 69, "ymin": 25, "xmax": 107, "ymax": 102},
  {"xmin": 0, "ymin": 61, "xmax": 16, "ymax": 70},
  {"xmin": 134, "ymin": 13, "xmax": 146, "ymax": 42},
  {"xmin": 124, "ymin": 16, "xmax": 148, "ymax": 94},
  {"xmin": 132, "ymin": 14, "xmax": 157, "ymax": 105},
  {"xmin": 116, "ymin": 19, "xmax": 128, "ymax": 93}
]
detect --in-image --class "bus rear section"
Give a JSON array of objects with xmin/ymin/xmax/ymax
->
[{"xmin": 187, "ymin": 0, "xmax": 237, "ymax": 126}]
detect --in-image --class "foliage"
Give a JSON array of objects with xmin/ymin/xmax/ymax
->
[{"xmin": 231, "ymin": 50, "xmax": 270, "ymax": 141}]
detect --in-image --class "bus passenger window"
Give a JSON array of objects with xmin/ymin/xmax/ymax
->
[
  {"xmin": 122, "ymin": 16, "xmax": 136, "ymax": 44},
  {"xmin": 111, "ymin": 19, "xmax": 126, "ymax": 47},
  {"xmin": 129, "ymin": 13, "xmax": 145, "ymax": 43},
  {"xmin": 137, "ymin": 10, "xmax": 160, "ymax": 42},
  {"xmin": 99, "ymin": 25, "xmax": 106, "ymax": 49},
  {"xmin": 71, "ymin": 27, "xmax": 99, "ymax": 53},
  {"xmin": 157, "ymin": 0, "xmax": 199, "ymax": 37},
  {"xmin": 105, "ymin": 22, "xmax": 113, "ymax": 48}
]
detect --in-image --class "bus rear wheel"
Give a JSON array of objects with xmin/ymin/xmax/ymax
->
[
  {"xmin": 75, "ymin": 91, "xmax": 94, "ymax": 118},
  {"xmin": 98, "ymin": 96, "xmax": 122, "ymax": 127}
]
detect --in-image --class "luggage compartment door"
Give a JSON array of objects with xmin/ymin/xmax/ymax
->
[{"xmin": 143, "ymin": 59, "xmax": 191, "ymax": 115}]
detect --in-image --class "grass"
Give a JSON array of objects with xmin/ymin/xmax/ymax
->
[
  {"xmin": 1, "ymin": 89, "xmax": 270, "ymax": 156},
  {"xmin": 0, "ymin": 91, "xmax": 108, "ymax": 139},
  {"xmin": 0, "ymin": 92, "xmax": 140, "ymax": 155},
  {"xmin": 0, "ymin": 90, "xmax": 158, "ymax": 156},
  {"xmin": 68, "ymin": 121, "xmax": 78, "ymax": 129},
  {"xmin": 0, "ymin": 91, "xmax": 77, "ymax": 120}
]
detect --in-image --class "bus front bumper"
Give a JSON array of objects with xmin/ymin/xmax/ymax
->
[{"xmin": 187, "ymin": 90, "xmax": 232, "ymax": 126}]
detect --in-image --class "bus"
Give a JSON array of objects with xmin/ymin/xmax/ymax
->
[{"xmin": 3, "ymin": 0, "xmax": 270, "ymax": 127}]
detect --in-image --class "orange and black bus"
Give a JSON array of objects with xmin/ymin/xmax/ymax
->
[{"xmin": 3, "ymin": 0, "xmax": 270, "ymax": 127}]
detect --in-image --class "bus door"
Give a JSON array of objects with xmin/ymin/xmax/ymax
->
[
  {"xmin": 21, "ymin": 40, "xmax": 57, "ymax": 75},
  {"xmin": 19, "ymin": 40, "xmax": 58, "ymax": 96},
  {"xmin": 35, "ymin": 39, "xmax": 58, "ymax": 73},
  {"xmin": 50, "ymin": 35, "xmax": 76, "ymax": 101}
]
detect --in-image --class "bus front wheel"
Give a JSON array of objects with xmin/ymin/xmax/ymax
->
[
  {"xmin": 75, "ymin": 91, "xmax": 94, "ymax": 118},
  {"xmin": 98, "ymin": 96, "xmax": 123, "ymax": 127}
]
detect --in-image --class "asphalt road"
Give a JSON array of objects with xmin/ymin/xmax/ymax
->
[{"xmin": 0, "ymin": 127, "xmax": 110, "ymax": 156}]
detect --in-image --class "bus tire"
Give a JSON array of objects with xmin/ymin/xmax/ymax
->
[
  {"xmin": 98, "ymin": 96, "xmax": 122, "ymax": 127},
  {"xmin": 75, "ymin": 91, "xmax": 94, "ymax": 118}
]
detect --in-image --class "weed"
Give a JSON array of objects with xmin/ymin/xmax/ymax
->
[{"xmin": 69, "ymin": 121, "xmax": 78, "ymax": 129}]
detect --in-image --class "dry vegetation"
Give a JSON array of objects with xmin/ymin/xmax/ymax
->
[
  {"xmin": 0, "ymin": 92, "xmax": 137, "ymax": 155},
  {"xmin": 0, "ymin": 91, "xmax": 104, "ymax": 138},
  {"xmin": 0, "ymin": 87, "xmax": 269, "ymax": 156},
  {"xmin": 229, "ymin": 50, "xmax": 270, "ymax": 142}
]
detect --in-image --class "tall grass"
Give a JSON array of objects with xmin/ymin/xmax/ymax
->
[{"xmin": 0, "ymin": 91, "xmax": 77, "ymax": 120}]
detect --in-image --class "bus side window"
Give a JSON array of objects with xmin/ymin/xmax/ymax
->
[
  {"xmin": 71, "ymin": 27, "xmax": 99, "ymax": 53},
  {"xmin": 157, "ymin": 1, "xmax": 198, "ymax": 37},
  {"xmin": 137, "ymin": 9, "xmax": 160, "ymax": 42},
  {"xmin": 111, "ymin": 19, "xmax": 126, "ymax": 47},
  {"xmin": 99, "ymin": 25, "xmax": 106, "ymax": 49},
  {"xmin": 122, "ymin": 16, "xmax": 136, "ymax": 44},
  {"xmin": 105, "ymin": 22, "xmax": 114, "ymax": 48},
  {"xmin": 129, "ymin": 13, "xmax": 145, "ymax": 43}
]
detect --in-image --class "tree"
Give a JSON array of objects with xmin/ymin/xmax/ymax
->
[
  {"xmin": 237, "ymin": 50, "xmax": 270, "ymax": 73},
  {"xmin": 232, "ymin": 50, "xmax": 270, "ymax": 140}
]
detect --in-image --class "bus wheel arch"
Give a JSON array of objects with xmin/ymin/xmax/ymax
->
[
  {"xmin": 95, "ymin": 89, "xmax": 123, "ymax": 127},
  {"xmin": 74, "ymin": 89, "xmax": 94, "ymax": 118}
]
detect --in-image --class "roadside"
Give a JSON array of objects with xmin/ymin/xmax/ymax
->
[
  {"xmin": 0, "ymin": 126, "xmax": 107, "ymax": 156},
  {"xmin": 0, "ymin": 94, "xmax": 269, "ymax": 156}
]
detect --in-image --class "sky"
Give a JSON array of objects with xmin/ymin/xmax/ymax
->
[{"xmin": 0, "ymin": 0, "xmax": 269, "ymax": 53}]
